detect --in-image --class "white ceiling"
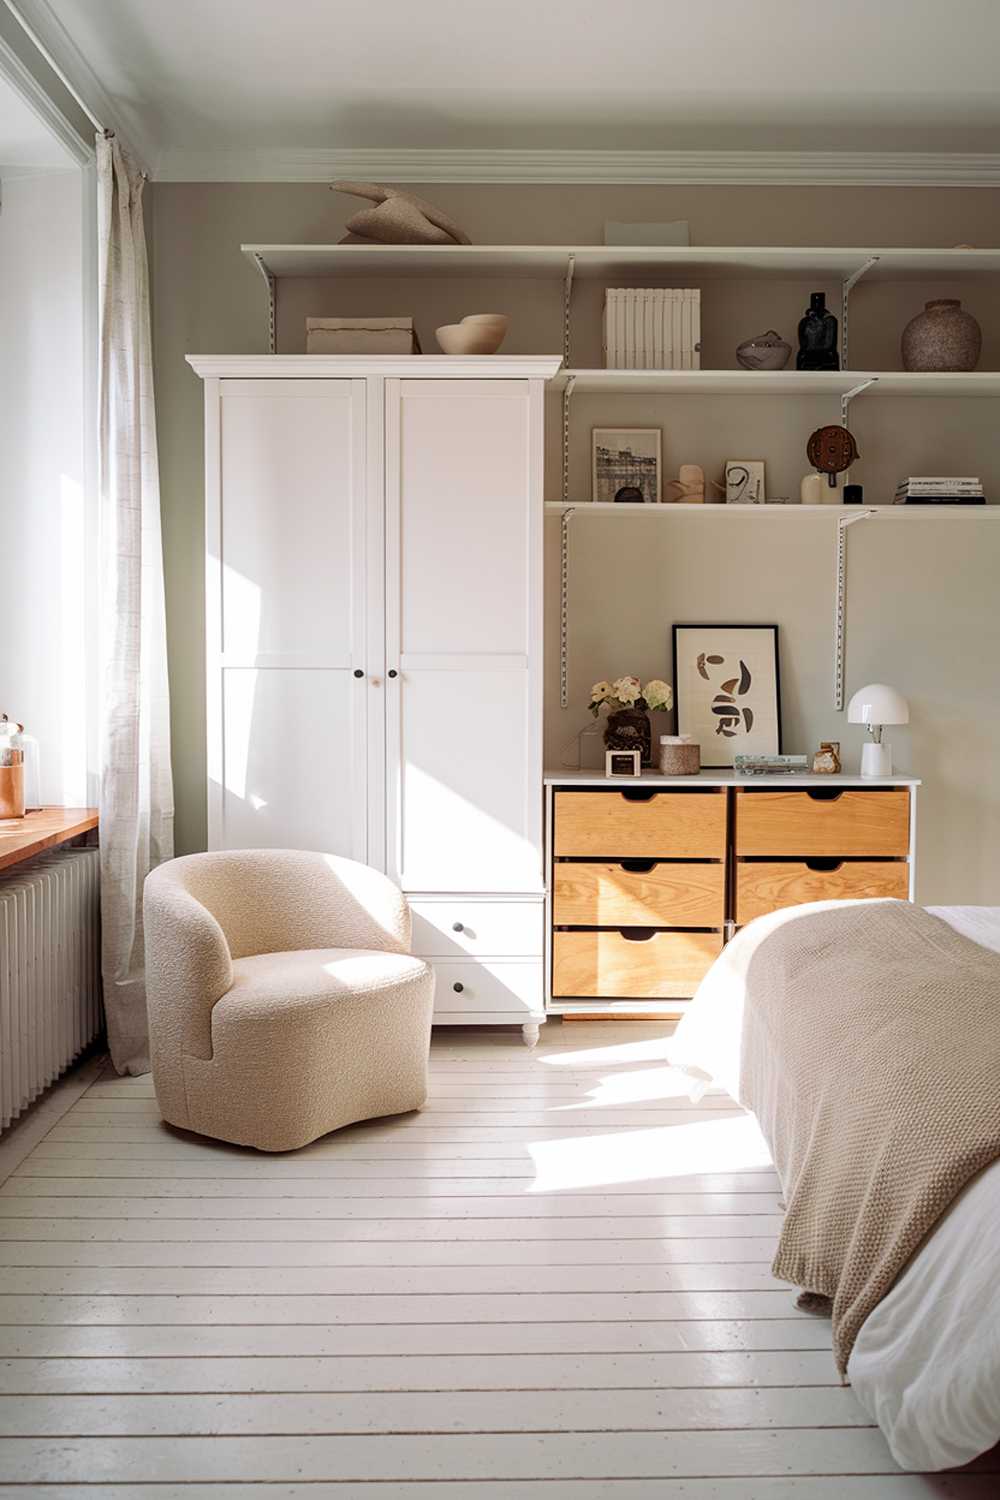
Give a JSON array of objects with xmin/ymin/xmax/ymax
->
[
  {"xmin": 13, "ymin": 0, "xmax": 1000, "ymax": 177},
  {"xmin": 0, "ymin": 69, "xmax": 76, "ymax": 174}
]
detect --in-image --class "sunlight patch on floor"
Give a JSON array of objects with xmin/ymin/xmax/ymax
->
[{"xmin": 527, "ymin": 1114, "xmax": 773, "ymax": 1192}]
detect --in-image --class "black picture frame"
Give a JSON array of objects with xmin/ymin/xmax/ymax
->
[{"xmin": 671, "ymin": 623, "xmax": 781, "ymax": 768}]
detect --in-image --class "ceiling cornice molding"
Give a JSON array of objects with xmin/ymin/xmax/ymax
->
[
  {"xmin": 0, "ymin": 23, "xmax": 91, "ymax": 166},
  {"xmin": 151, "ymin": 146, "xmax": 1000, "ymax": 187},
  {"xmin": 5, "ymin": 0, "xmax": 151, "ymax": 169}
]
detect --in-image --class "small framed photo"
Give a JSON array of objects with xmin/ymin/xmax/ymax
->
[
  {"xmin": 725, "ymin": 460, "xmax": 766, "ymax": 505},
  {"xmin": 593, "ymin": 428, "xmax": 661, "ymax": 504},
  {"xmin": 672, "ymin": 624, "xmax": 781, "ymax": 768},
  {"xmin": 605, "ymin": 749, "xmax": 642, "ymax": 778}
]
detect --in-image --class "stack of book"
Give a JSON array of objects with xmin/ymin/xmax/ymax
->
[
  {"xmin": 603, "ymin": 289, "xmax": 701, "ymax": 370},
  {"xmin": 893, "ymin": 476, "xmax": 986, "ymax": 505},
  {"xmin": 734, "ymin": 753, "xmax": 809, "ymax": 776}
]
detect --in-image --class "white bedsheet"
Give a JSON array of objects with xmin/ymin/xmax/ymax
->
[{"xmin": 669, "ymin": 902, "xmax": 1000, "ymax": 1473}]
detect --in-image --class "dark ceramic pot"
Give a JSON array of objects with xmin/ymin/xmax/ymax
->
[{"xmin": 604, "ymin": 706, "xmax": 652, "ymax": 766}]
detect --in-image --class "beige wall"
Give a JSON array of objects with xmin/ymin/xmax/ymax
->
[{"xmin": 150, "ymin": 181, "xmax": 1000, "ymax": 901}]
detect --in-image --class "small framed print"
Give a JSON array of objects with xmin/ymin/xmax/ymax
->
[
  {"xmin": 606, "ymin": 749, "xmax": 642, "ymax": 778},
  {"xmin": 725, "ymin": 460, "xmax": 766, "ymax": 505},
  {"xmin": 593, "ymin": 428, "xmax": 661, "ymax": 504}
]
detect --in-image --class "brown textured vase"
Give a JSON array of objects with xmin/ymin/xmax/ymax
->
[
  {"xmin": 604, "ymin": 708, "xmax": 652, "ymax": 766},
  {"xmin": 901, "ymin": 299, "xmax": 982, "ymax": 372}
]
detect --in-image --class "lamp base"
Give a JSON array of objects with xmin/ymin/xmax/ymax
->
[{"xmin": 860, "ymin": 741, "xmax": 892, "ymax": 778}]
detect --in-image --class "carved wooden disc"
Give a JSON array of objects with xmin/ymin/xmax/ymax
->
[{"xmin": 807, "ymin": 424, "xmax": 860, "ymax": 475}]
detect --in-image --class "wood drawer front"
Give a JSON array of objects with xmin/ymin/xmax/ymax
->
[
  {"xmin": 734, "ymin": 790, "xmax": 910, "ymax": 858},
  {"xmin": 736, "ymin": 861, "xmax": 910, "ymax": 924},
  {"xmin": 411, "ymin": 900, "xmax": 543, "ymax": 959},
  {"xmin": 554, "ymin": 790, "xmax": 726, "ymax": 859},
  {"xmin": 553, "ymin": 862, "xmax": 725, "ymax": 929},
  {"xmin": 552, "ymin": 930, "xmax": 723, "ymax": 1000},
  {"xmin": 431, "ymin": 960, "xmax": 543, "ymax": 1017}
]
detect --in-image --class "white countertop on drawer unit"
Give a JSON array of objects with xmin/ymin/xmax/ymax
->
[{"xmin": 544, "ymin": 769, "xmax": 921, "ymax": 788}]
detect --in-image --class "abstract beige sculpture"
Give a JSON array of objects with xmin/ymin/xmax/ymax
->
[{"xmin": 332, "ymin": 181, "xmax": 471, "ymax": 246}]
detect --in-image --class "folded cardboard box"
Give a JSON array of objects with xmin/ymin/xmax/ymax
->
[{"xmin": 306, "ymin": 317, "xmax": 420, "ymax": 354}]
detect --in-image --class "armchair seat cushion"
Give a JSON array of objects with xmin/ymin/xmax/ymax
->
[{"xmin": 227, "ymin": 948, "xmax": 431, "ymax": 1020}]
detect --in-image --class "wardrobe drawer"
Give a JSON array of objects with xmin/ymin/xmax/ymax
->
[
  {"xmin": 431, "ymin": 960, "xmax": 543, "ymax": 1016},
  {"xmin": 734, "ymin": 789, "xmax": 910, "ymax": 858},
  {"xmin": 411, "ymin": 900, "xmax": 543, "ymax": 959},
  {"xmin": 552, "ymin": 930, "xmax": 723, "ymax": 1000},
  {"xmin": 553, "ymin": 862, "xmax": 725, "ymax": 929},
  {"xmin": 735, "ymin": 860, "xmax": 910, "ymax": 924},
  {"xmin": 554, "ymin": 790, "xmax": 726, "ymax": 859}
]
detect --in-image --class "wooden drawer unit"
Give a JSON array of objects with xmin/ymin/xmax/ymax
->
[
  {"xmin": 554, "ymin": 789, "xmax": 726, "ymax": 859},
  {"xmin": 736, "ymin": 860, "xmax": 910, "ymax": 925},
  {"xmin": 734, "ymin": 789, "xmax": 910, "ymax": 858},
  {"xmin": 553, "ymin": 929, "xmax": 723, "ymax": 1000},
  {"xmin": 553, "ymin": 861, "xmax": 725, "ymax": 929}
]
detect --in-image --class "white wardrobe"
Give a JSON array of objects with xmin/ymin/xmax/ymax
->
[{"xmin": 188, "ymin": 356, "xmax": 560, "ymax": 1043}]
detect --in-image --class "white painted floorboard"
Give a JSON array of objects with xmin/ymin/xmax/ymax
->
[{"xmin": 0, "ymin": 1022, "xmax": 996, "ymax": 1494}]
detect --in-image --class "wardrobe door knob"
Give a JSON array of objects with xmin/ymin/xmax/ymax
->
[
  {"xmin": 353, "ymin": 669, "xmax": 364, "ymax": 679},
  {"xmin": 452, "ymin": 981, "xmax": 464, "ymax": 993},
  {"xmin": 452, "ymin": 921, "xmax": 464, "ymax": 933},
  {"xmin": 388, "ymin": 669, "xmax": 398, "ymax": 679}
]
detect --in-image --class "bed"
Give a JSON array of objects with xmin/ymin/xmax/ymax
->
[{"xmin": 668, "ymin": 901, "xmax": 1000, "ymax": 1474}]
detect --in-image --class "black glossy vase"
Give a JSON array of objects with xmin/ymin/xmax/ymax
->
[{"xmin": 796, "ymin": 292, "xmax": 840, "ymax": 371}]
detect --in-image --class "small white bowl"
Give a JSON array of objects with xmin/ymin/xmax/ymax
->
[{"xmin": 436, "ymin": 320, "xmax": 507, "ymax": 355}]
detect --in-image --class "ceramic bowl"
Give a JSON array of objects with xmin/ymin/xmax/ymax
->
[
  {"xmin": 461, "ymin": 313, "xmax": 509, "ymax": 338},
  {"xmin": 736, "ymin": 330, "xmax": 792, "ymax": 371},
  {"xmin": 436, "ymin": 318, "xmax": 508, "ymax": 355}
]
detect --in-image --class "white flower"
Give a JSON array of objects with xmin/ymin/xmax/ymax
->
[
  {"xmin": 643, "ymin": 679, "xmax": 673, "ymax": 711},
  {"xmin": 590, "ymin": 680, "xmax": 613, "ymax": 702},
  {"xmin": 612, "ymin": 675, "xmax": 642, "ymax": 706}
]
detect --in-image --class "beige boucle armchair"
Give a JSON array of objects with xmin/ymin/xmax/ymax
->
[{"xmin": 143, "ymin": 850, "xmax": 435, "ymax": 1152}]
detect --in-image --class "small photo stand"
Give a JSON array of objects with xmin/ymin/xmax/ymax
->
[{"xmin": 605, "ymin": 749, "xmax": 642, "ymax": 778}]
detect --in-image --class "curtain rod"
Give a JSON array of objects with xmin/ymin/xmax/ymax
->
[{"xmin": 3, "ymin": 0, "xmax": 105, "ymax": 133}]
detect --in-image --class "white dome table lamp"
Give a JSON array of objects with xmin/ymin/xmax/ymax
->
[{"xmin": 848, "ymin": 683, "xmax": 909, "ymax": 777}]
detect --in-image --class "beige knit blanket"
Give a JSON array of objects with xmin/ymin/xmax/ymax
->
[{"xmin": 738, "ymin": 899, "xmax": 1000, "ymax": 1374}]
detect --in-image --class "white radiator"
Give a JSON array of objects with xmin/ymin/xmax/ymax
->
[{"xmin": 0, "ymin": 847, "xmax": 102, "ymax": 1131}]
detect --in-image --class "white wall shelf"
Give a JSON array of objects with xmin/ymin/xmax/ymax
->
[
  {"xmin": 544, "ymin": 501, "xmax": 1000, "ymax": 516},
  {"xmin": 244, "ymin": 244, "xmax": 1000, "ymax": 283},
  {"xmin": 552, "ymin": 369, "xmax": 1000, "ymax": 397}
]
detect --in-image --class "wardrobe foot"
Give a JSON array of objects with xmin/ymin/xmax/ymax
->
[{"xmin": 522, "ymin": 1023, "xmax": 540, "ymax": 1049}]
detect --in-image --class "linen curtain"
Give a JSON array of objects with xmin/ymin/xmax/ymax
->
[{"xmin": 97, "ymin": 132, "xmax": 174, "ymax": 1074}]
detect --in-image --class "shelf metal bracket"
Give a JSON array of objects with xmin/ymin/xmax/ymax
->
[
  {"xmin": 251, "ymin": 251, "xmax": 277, "ymax": 354},
  {"xmin": 561, "ymin": 373, "xmax": 577, "ymax": 504},
  {"xmin": 563, "ymin": 254, "xmax": 576, "ymax": 366},
  {"xmin": 834, "ymin": 507, "xmax": 877, "ymax": 709},
  {"xmin": 841, "ymin": 375, "xmax": 877, "ymax": 427},
  {"xmin": 559, "ymin": 506, "xmax": 576, "ymax": 709},
  {"xmin": 841, "ymin": 255, "xmax": 880, "ymax": 369}
]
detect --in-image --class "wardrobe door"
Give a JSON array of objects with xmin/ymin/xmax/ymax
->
[
  {"xmin": 207, "ymin": 378, "xmax": 370, "ymax": 857},
  {"xmin": 384, "ymin": 378, "xmax": 544, "ymax": 894}
]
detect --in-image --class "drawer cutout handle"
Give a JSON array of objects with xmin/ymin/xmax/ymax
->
[
  {"xmin": 620, "ymin": 858, "xmax": 657, "ymax": 874},
  {"xmin": 806, "ymin": 788, "xmax": 845, "ymax": 802},
  {"xmin": 620, "ymin": 788, "xmax": 657, "ymax": 803},
  {"xmin": 805, "ymin": 857, "xmax": 844, "ymax": 873},
  {"xmin": 620, "ymin": 927, "xmax": 657, "ymax": 942}
]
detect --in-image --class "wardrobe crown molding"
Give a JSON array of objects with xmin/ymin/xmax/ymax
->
[{"xmin": 155, "ymin": 147, "xmax": 1000, "ymax": 187}]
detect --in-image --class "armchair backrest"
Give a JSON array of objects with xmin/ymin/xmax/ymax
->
[{"xmin": 161, "ymin": 849, "xmax": 412, "ymax": 959}]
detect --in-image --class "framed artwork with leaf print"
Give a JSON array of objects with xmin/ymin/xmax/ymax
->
[{"xmin": 672, "ymin": 624, "xmax": 781, "ymax": 768}]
